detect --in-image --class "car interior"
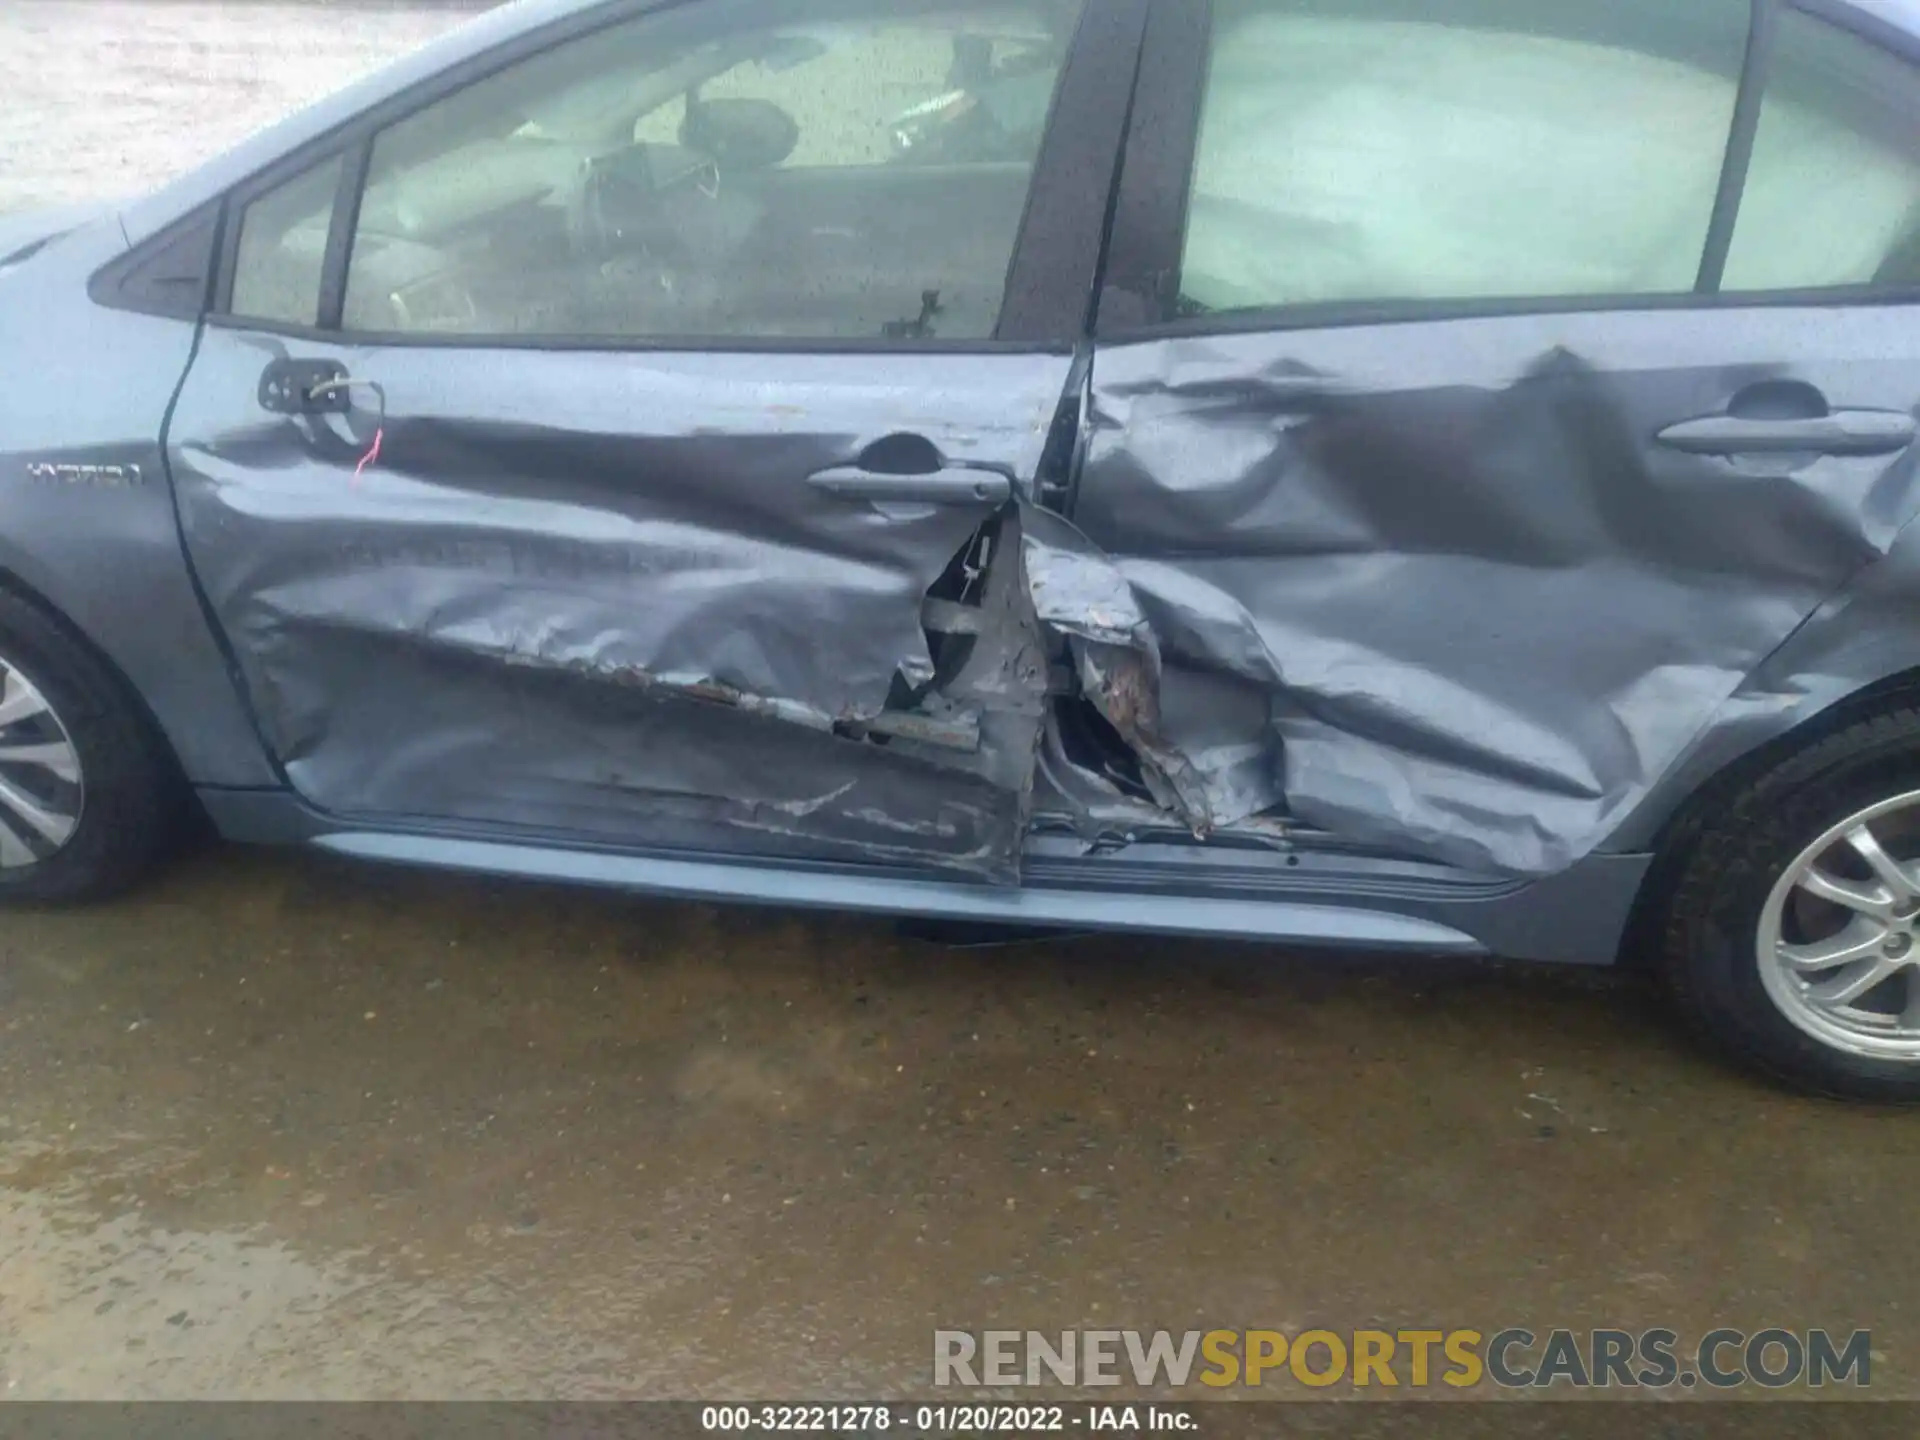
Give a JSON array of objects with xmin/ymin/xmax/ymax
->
[{"xmin": 328, "ymin": 15, "xmax": 1070, "ymax": 342}]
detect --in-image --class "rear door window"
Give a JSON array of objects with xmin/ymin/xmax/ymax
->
[
  {"xmin": 1724, "ymin": 8, "xmax": 1920, "ymax": 291},
  {"xmin": 1177, "ymin": 0, "xmax": 1751, "ymax": 314}
]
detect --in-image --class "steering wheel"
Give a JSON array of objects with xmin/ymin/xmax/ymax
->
[{"xmin": 566, "ymin": 143, "xmax": 720, "ymax": 266}]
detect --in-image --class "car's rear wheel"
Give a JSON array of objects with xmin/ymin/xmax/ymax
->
[
  {"xmin": 1662, "ymin": 706, "xmax": 1920, "ymax": 1101},
  {"xmin": 0, "ymin": 591, "xmax": 174, "ymax": 904}
]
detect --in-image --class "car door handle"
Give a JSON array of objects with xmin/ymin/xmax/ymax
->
[
  {"xmin": 1656, "ymin": 410, "xmax": 1917, "ymax": 457},
  {"xmin": 806, "ymin": 466, "xmax": 1011, "ymax": 506}
]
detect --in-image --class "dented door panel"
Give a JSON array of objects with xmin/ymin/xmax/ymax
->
[
  {"xmin": 1068, "ymin": 309, "xmax": 1920, "ymax": 875},
  {"xmin": 167, "ymin": 329, "xmax": 1070, "ymax": 881}
]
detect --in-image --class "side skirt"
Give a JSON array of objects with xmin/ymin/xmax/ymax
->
[{"xmin": 197, "ymin": 788, "xmax": 1651, "ymax": 962}]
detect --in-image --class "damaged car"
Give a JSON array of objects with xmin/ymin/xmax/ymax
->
[{"xmin": 10, "ymin": 0, "xmax": 1920, "ymax": 1097}]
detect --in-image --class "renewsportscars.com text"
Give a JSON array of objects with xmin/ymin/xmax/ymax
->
[{"xmin": 933, "ymin": 1327, "xmax": 1872, "ymax": 1391}]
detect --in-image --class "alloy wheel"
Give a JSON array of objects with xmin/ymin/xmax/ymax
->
[
  {"xmin": 0, "ymin": 656, "xmax": 83, "ymax": 868},
  {"xmin": 1757, "ymin": 789, "xmax": 1920, "ymax": 1062}
]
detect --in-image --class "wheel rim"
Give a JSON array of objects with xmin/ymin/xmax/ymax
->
[
  {"xmin": 0, "ymin": 657, "xmax": 82, "ymax": 868},
  {"xmin": 1757, "ymin": 788, "xmax": 1920, "ymax": 1062}
]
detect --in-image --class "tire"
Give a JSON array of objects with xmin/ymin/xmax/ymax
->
[
  {"xmin": 1662, "ymin": 705, "xmax": 1920, "ymax": 1101},
  {"xmin": 0, "ymin": 590, "xmax": 175, "ymax": 904}
]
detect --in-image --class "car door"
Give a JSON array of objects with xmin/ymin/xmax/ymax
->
[
  {"xmin": 165, "ymin": 0, "xmax": 1144, "ymax": 883},
  {"xmin": 1059, "ymin": 0, "xmax": 1920, "ymax": 877}
]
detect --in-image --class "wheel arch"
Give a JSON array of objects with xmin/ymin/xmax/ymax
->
[
  {"xmin": 0, "ymin": 562, "xmax": 195, "ymax": 796},
  {"xmin": 1619, "ymin": 663, "xmax": 1920, "ymax": 969}
]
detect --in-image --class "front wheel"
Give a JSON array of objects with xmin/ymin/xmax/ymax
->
[
  {"xmin": 0, "ymin": 591, "xmax": 175, "ymax": 904},
  {"xmin": 1662, "ymin": 706, "xmax": 1920, "ymax": 1101}
]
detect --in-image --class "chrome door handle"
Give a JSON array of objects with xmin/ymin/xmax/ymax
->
[
  {"xmin": 1656, "ymin": 410, "xmax": 1917, "ymax": 457},
  {"xmin": 806, "ymin": 466, "xmax": 1011, "ymax": 506}
]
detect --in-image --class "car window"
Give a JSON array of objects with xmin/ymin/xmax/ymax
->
[
  {"xmin": 1176, "ymin": 0, "xmax": 1750, "ymax": 315},
  {"xmin": 1723, "ymin": 10, "xmax": 1920, "ymax": 292},
  {"xmin": 229, "ymin": 154, "xmax": 341, "ymax": 328},
  {"xmin": 337, "ymin": 0, "xmax": 1082, "ymax": 342}
]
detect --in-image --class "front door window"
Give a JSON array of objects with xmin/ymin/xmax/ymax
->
[{"xmin": 330, "ymin": 0, "xmax": 1082, "ymax": 342}]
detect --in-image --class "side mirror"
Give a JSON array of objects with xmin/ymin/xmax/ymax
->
[{"xmin": 680, "ymin": 96, "xmax": 800, "ymax": 171}]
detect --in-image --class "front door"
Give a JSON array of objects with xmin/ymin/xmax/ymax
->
[
  {"xmin": 1070, "ymin": 0, "xmax": 1920, "ymax": 876},
  {"xmin": 165, "ymin": 0, "xmax": 1127, "ymax": 882}
]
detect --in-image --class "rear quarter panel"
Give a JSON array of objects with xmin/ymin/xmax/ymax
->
[{"xmin": 1607, "ymin": 512, "xmax": 1920, "ymax": 852}]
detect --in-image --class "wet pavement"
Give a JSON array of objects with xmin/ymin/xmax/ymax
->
[
  {"xmin": 3, "ymin": 846, "xmax": 1917, "ymax": 1398},
  {"xmin": 2, "ymin": 0, "xmax": 1918, "ymax": 1407}
]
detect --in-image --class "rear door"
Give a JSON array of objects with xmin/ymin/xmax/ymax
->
[
  {"xmin": 1069, "ymin": 0, "xmax": 1920, "ymax": 876},
  {"xmin": 166, "ymin": 0, "xmax": 1142, "ymax": 882}
]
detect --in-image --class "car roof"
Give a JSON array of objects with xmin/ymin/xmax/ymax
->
[
  {"xmin": 116, "ymin": 0, "xmax": 1920, "ymax": 247},
  {"xmin": 1856, "ymin": 0, "xmax": 1920, "ymax": 31}
]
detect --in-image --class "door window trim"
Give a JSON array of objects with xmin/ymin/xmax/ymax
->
[
  {"xmin": 198, "ymin": 0, "xmax": 1142, "ymax": 354},
  {"xmin": 1095, "ymin": 0, "xmax": 1920, "ymax": 341},
  {"xmin": 1697, "ymin": 0, "xmax": 1783, "ymax": 290}
]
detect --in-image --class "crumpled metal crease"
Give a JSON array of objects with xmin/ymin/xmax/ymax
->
[
  {"xmin": 171, "ymin": 321, "xmax": 1920, "ymax": 884},
  {"xmin": 168, "ymin": 336, "xmax": 1070, "ymax": 884},
  {"xmin": 1022, "ymin": 507, "xmax": 1284, "ymax": 832},
  {"xmin": 1069, "ymin": 334, "xmax": 1920, "ymax": 875}
]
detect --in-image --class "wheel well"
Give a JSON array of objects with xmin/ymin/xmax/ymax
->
[
  {"xmin": 0, "ymin": 566, "xmax": 196, "ymax": 805},
  {"xmin": 1618, "ymin": 665, "xmax": 1920, "ymax": 970}
]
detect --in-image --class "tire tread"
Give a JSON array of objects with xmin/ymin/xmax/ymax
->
[{"xmin": 1662, "ymin": 704, "xmax": 1920, "ymax": 1101}]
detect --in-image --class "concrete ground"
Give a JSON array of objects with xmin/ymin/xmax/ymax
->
[
  {"xmin": 2, "ymin": 0, "xmax": 1916, "ymax": 1405},
  {"xmin": 4, "ymin": 844, "xmax": 1917, "ymax": 1399}
]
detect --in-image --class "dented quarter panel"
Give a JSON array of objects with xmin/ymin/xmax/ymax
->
[
  {"xmin": 1608, "ymin": 507, "xmax": 1920, "ymax": 852},
  {"xmin": 1073, "ymin": 307, "xmax": 1920, "ymax": 875},
  {"xmin": 167, "ymin": 326, "xmax": 1069, "ymax": 880}
]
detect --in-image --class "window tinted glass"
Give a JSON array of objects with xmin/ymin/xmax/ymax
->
[
  {"xmin": 1724, "ymin": 11, "xmax": 1920, "ymax": 291},
  {"xmin": 1177, "ymin": 0, "xmax": 1748, "ymax": 315},
  {"xmin": 229, "ymin": 155, "xmax": 341, "ymax": 327},
  {"xmin": 342, "ymin": 0, "xmax": 1082, "ymax": 342}
]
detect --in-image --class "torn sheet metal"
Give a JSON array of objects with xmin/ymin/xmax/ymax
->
[
  {"xmin": 1025, "ymin": 506, "xmax": 1287, "ymax": 834},
  {"xmin": 161, "ymin": 296, "xmax": 1920, "ymax": 884},
  {"xmin": 1069, "ymin": 321, "xmax": 1920, "ymax": 875},
  {"xmin": 167, "ymin": 333, "xmax": 1069, "ymax": 882}
]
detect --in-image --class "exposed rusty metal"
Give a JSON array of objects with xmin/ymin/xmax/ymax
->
[{"xmin": 855, "ymin": 708, "xmax": 981, "ymax": 751}]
